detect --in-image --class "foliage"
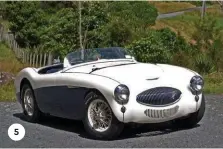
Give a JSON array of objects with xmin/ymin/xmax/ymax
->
[
  {"xmin": 2, "ymin": 1, "xmax": 158, "ymax": 58},
  {"xmin": 149, "ymin": 2, "xmax": 196, "ymax": 13},
  {"xmin": 203, "ymin": 72, "xmax": 223, "ymax": 94},
  {"xmin": 188, "ymin": 1, "xmax": 214, "ymax": 6},
  {"xmin": 126, "ymin": 31, "xmax": 171, "ymax": 64},
  {"xmin": 108, "ymin": 1, "xmax": 157, "ymax": 29},
  {"xmin": 39, "ymin": 8, "xmax": 79, "ymax": 58},
  {"xmin": 3, "ymin": 2, "xmax": 45, "ymax": 47},
  {"xmin": 0, "ymin": 42, "xmax": 26, "ymax": 74},
  {"xmin": 157, "ymin": 28, "xmax": 190, "ymax": 53},
  {"xmin": 171, "ymin": 51, "xmax": 194, "ymax": 69},
  {"xmin": 98, "ymin": 18, "xmax": 133, "ymax": 47},
  {"xmin": 194, "ymin": 53, "xmax": 214, "ymax": 74},
  {"xmin": 127, "ymin": 28, "xmax": 191, "ymax": 64},
  {"xmin": 192, "ymin": 16, "xmax": 223, "ymax": 72}
]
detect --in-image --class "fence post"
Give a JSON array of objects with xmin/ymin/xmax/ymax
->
[
  {"xmin": 32, "ymin": 54, "xmax": 36, "ymax": 67},
  {"xmin": 36, "ymin": 54, "xmax": 39, "ymax": 67},
  {"xmin": 43, "ymin": 53, "xmax": 47, "ymax": 66},
  {"xmin": 39, "ymin": 54, "xmax": 42, "ymax": 67},
  {"xmin": 29, "ymin": 53, "xmax": 32, "ymax": 66},
  {"xmin": 22, "ymin": 51, "xmax": 25, "ymax": 63},
  {"xmin": 47, "ymin": 53, "xmax": 53, "ymax": 66}
]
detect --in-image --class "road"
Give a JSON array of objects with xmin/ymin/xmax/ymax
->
[
  {"xmin": 0, "ymin": 95, "xmax": 223, "ymax": 148},
  {"xmin": 157, "ymin": 6, "xmax": 203, "ymax": 19}
]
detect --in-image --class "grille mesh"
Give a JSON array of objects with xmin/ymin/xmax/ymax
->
[{"xmin": 136, "ymin": 87, "xmax": 181, "ymax": 106}]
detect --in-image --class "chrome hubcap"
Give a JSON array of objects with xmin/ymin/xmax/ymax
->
[
  {"xmin": 23, "ymin": 89, "xmax": 34, "ymax": 116},
  {"xmin": 88, "ymin": 99, "xmax": 112, "ymax": 132}
]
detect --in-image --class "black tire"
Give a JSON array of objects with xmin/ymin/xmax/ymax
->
[
  {"xmin": 173, "ymin": 95, "xmax": 205, "ymax": 128},
  {"xmin": 83, "ymin": 91, "xmax": 124, "ymax": 140},
  {"xmin": 21, "ymin": 84, "xmax": 41, "ymax": 123}
]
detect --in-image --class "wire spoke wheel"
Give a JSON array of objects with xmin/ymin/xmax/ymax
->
[
  {"xmin": 88, "ymin": 99, "xmax": 112, "ymax": 132},
  {"xmin": 23, "ymin": 89, "xmax": 34, "ymax": 116}
]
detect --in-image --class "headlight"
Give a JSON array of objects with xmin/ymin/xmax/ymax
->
[
  {"xmin": 190, "ymin": 75, "xmax": 204, "ymax": 93},
  {"xmin": 114, "ymin": 84, "xmax": 130, "ymax": 104}
]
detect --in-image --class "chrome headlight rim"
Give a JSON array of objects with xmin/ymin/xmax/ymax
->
[
  {"xmin": 114, "ymin": 84, "xmax": 130, "ymax": 105},
  {"xmin": 190, "ymin": 75, "xmax": 204, "ymax": 93}
]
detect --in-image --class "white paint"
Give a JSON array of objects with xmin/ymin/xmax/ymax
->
[{"xmin": 14, "ymin": 58, "xmax": 204, "ymax": 124}]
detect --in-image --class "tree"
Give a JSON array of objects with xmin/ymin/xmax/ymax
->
[
  {"xmin": 3, "ymin": 1, "xmax": 158, "ymax": 58},
  {"xmin": 40, "ymin": 8, "xmax": 79, "ymax": 57},
  {"xmin": 3, "ymin": 2, "xmax": 44, "ymax": 48},
  {"xmin": 108, "ymin": 1, "xmax": 158, "ymax": 30}
]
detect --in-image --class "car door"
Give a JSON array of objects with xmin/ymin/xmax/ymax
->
[
  {"xmin": 52, "ymin": 72, "xmax": 89, "ymax": 120},
  {"xmin": 34, "ymin": 72, "xmax": 62, "ymax": 116}
]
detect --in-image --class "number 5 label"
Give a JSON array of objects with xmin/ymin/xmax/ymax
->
[{"xmin": 8, "ymin": 123, "xmax": 25, "ymax": 141}]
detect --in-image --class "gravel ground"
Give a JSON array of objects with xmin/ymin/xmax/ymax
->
[{"xmin": 0, "ymin": 95, "xmax": 223, "ymax": 148}]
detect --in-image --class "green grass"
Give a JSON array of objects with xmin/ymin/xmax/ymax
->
[
  {"xmin": 0, "ymin": 42, "xmax": 26, "ymax": 74},
  {"xmin": 149, "ymin": 2, "xmax": 196, "ymax": 14},
  {"xmin": 0, "ymin": 81, "xmax": 16, "ymax": 102},
  {"xmin": 0, "ymin": 42, "xmax": 26, "ymax": 102},
  {"xmin": 203, "ymin": 72, "xmax": 223, "ymax": 94},
  {"xmin": 152, "ymin": 5, "xmax": 223, "ymax": 43}
]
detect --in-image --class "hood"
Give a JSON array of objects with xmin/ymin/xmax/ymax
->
[
  {"xmin": 64, "ymin": 60, "xmax": 198, "ymax": 87},
  {"xmin": 91, "ymin": 63, "xmax": 164, "ymax": 83}
]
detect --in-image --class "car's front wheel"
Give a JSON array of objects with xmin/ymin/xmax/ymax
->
[
  {"xmin": 83, "ymin": 91, "xmax": 124, "ymax": 140},
  {"xmin": 173, "ymin": 95, "xmax": 205, "ymax": 128},
  {"xmin": 21, "ymin": 84, "xmax": 41, "ymax": 123}
]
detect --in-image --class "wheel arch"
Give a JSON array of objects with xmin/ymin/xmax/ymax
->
[
  {"xmin": 83, "ymin": 87, "xmax": 123, "ymax": 123},
  {"xmin": 84, "ymin": 88, "xmax": 106, "ymax": 101},
  {"xmin": 20, "ymin": 78, "xmax": 32, "ymax": 92},
  {"xmin": 20, "ymin": 78, "xmax": 36, "ymax": 101}
]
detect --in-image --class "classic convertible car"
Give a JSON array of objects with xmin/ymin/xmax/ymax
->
[{"xmin": 14, "ymin": 47, "xmax": 205, "ymax": 139}]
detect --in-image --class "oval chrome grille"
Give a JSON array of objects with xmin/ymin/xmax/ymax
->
[{"xmin": 136, "ymin": 87, "xmax": 182, "ymax": 106}]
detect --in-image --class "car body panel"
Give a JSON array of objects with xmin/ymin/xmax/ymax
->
[{"xmin": 15, "ymin": 57, "xmax": 204, "ymax": 123}]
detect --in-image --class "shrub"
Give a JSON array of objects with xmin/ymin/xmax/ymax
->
[
  {"xmin": 171, "ymin": 51, "xmax": 194, "ymax": 69},
  {"xmin": 194, "ymin": 53, "xmax": 215, "ymax": 74},
  {"xmin": 126, "ymin": 28, "xmax": 192, "ymax": 64},
  {"xmin": 126, "ymin": 32, "xmax": 171, "ymax": 63},
  {"xmin": 157, "ymin": 28, "xmax": 190, "ymax": 53}
]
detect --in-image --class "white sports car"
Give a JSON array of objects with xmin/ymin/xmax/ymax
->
[{"xmin": 14, "ymin": 47, "xmax": 205, "ymax": 139}]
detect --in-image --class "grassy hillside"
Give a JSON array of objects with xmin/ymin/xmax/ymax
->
[
  {"xmin": 0, "ymin": 42, "xmax": 26, "ymax": 101},
  {"xmin": 151, "ymin": 3, "xmax": 223, "ymax": 94},
  {"xmin": 0, "ymin": 43, "xmax": 26, "ymax": 74},
  {"xmin": 149, "ymin": 2, "xmax": 196, "ymax": 13},
  {"xmin": 152, "ymin": 4, "xmax": 223, "ymax": 43}
]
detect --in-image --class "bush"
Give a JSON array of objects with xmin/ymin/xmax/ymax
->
[
  {"xmin": 126, "ymin": 28, "xmax": 191, "ymax": 64},
  {"xmin": 157, "ymin": 28, "xmax": 190, "ymax": 53},
  {"xmin": 126, "ymin": 31, "xmax": 171, "ymax": 63},
  {"xmin": 171, "ymin": 51, "xmax": 194, "ymax": 69},
  {"xmin": 194, "ymin": 53, "xmax": 215, "ymax": 74}
]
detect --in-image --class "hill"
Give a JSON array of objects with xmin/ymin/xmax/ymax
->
[
  {"xmin": 0, "ymin": 42, "xmax": 26, "ymax": 101},
  {"xmin": 151, "ymin": 3, "xmax": 223, "ymax": 43}
]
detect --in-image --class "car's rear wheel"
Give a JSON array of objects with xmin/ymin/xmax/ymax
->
[
  {"xmin": 173, "ymin": 95, "xmax": 205, "ymax": 128},
  {"xmin": 83, "ymin": 91, "xmax": 124, "ymax": 140},
  {"xmin": 21, "ymin": 84, "xmax": 41, "ymax": 123}
]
